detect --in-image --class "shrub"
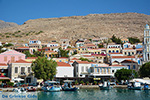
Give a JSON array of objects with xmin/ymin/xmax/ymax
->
[
  {"xmin": 80, "ymin": 80, "xmax": 84, "ymax": 84},
  {"xmin": 6, "ymin": 36, "xmax": 10, "ymax": 38},
  {"xmin": 75, "ymin": 80, "xmax": 78, "ymax": 85},
  {"xmin": 86, "ymin": 81, "xmax": 89, "ymax": 85},
  {"xmin": 7, "ymin": 82, "xmax": 14, "ymax": 86},
  {"xmin": 94, "ymin": 81, "xmax": 97, "ymax": 85}
]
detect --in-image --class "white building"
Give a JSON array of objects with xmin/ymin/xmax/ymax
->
[
  {"xmin": 72, "ymin": 61, "xmax": 91, "ymax": 77},
  {"xmin": 110, "ymin": 64, "xmax": 128, "ymax": 76},
  {"xmin": 143, "ymin": 24, "xmax": 150, "ymax": 62},
  {"xmin": 56, "ymin": 62, "xmax": 74, "ymax": 77}
]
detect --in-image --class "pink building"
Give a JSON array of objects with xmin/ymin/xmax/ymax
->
[{"xmin": 0, "ymin": 50, "xmax": 25, "ymax": 64}]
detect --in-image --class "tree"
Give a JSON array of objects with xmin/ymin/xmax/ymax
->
[
  {"xmin": 98, "ymin": 44, "xmax": 104, "ymax": 48},
  {"xmin": 32, "ymin": 57, "xmax": 57, "ymax": 81},
  {"xmin": 139, "ymin": 62, "xmax": 150, "ymax": 77},
  {"xmin": 59, "ymin": 48, "xmax": 69, "ymax": 57},
  {"xmin": 24, "ymin": 50, "xmax": 44, "ymax": 57},
  {"xmin": 128, "ymin": 37, "xmax": 141, "ymax": 44},
  {"xmin": 79, "ymin": 57, "xmax": 91, "ymax": 62},
  {"xmin": 111, "ymin": 35, "xmax": 122, "ymax": 44},
  {"xmin": 115, "ymin": 68, "xmax": 132, "ymax": 82},
  {"xmin": 3, "ymin": 43, "xmax": 13, "ymax": 47}
]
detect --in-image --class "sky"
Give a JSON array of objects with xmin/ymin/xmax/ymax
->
[{"xmin": 0, "ymin": 0, "xmax": 150, "ymax": 25}]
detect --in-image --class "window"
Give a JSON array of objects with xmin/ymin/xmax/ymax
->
[
  {"xmin": 128, "ymin": 65, "xmax": 130, "ymax": 69},
  {"xmin": 98, "ymin": 52, "xmax": 100, "ymax": 54},
  {"xmin": 4, "ymin": 56, "xmax": 7, "ymax": 61},
  {"xmin": 112, "ymin": 70, "xmax": 114, "ymax": 73},
  {"xmin": 78, "ymin": 48, "xmax": 80, "ymax": 50},
  {"xmin": 132, "ymin": 52, "xmax": 134, "ymax": 55},
  {"xmin": 15, "ymin": 67, "xmax": 18, "ymax": 73},
  {"xmin": 82, "ymin": 66, "xmax": 84, "ymax": 72},
  {"xmin": 125, "ymin": 52, "xmax": 126, "ymax": 55},
  {"xmin": 21, "ymin": 67, "xmax": 25, "ymax": 74},
  {"xmin": 28, "ymin": 67, "xmax": 30, "ymax": 73},
  {"xmin": 133, "ymin": 65, "xmax": 136, "ymax": 69},
  {"xmin": 128, "ymin": 52, "xmax": 130, "ymax": 56},
  {"xmin": 112, "ymin": 50, "xmax": 115, "ymax": 53},
  {"xmin": 116, "ymin": 50, "xmax": 119, "ymax": 53},
  {"xmin": 109, "ymin": 50, "xmax": 111, "ymax": 53},
  {"xmin": 100, "ymin": 68, "xmax": 102, "ymax": 73},
  {"xmin": 86, "ymin": 67, "xmax": 88, "ymax": 72},
  {"xmin": 97, "ymin": 68, "xmax": 99, "ymax": 73}
]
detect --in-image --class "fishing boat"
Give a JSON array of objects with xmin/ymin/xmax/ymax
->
[
  {"xmin": 143, "ymin": 83, "xmax": 150, "ymax": 90},
  {"xmin": 27, "ymin": 86, "xmax": 36, "ymax": 92},
  {"xmin": 61, "ymin": 80, "xmax": 79, "ymax": 91},
  {"xmin": 128, "ymin": 82, "xmax": 143, "ymax": 90},
  {"xmin": 99, "ymin": 81, "xmax": 112, "ymax": 90},
  {"xmin": 13, "ymin": 87, "xmax": 27, "ymax": 93},
  {"xmin": 42, "ymin": 81, "xmax": 61, "ymax": 92}
]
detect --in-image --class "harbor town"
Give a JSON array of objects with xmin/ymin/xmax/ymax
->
[{"xmin": 0, "ymin": 24, "xmax": 150, "ymax": 93}]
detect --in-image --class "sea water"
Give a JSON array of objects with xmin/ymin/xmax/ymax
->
[{"xmin": 38, "ymin": 88, "xmax": 150, "ymax": 100}]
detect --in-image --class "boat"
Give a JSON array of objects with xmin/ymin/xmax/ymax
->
[
  {"xmin": 27, "ymin": 86, "xmax": 36, "ymax": 92},
  {"xmin": 99, "ymin": 81, "xmax": 112, "ymax": 90},
  {"xmin": 61, "ymin": 80, "xmax": 79, "ymax": 91},
  {"xmin": 13, "ymin": 87, "xmax": 27, "ymax": 93},
  {"xmin": 143, "ymin": 83, "xmax": 150, "ymax": 90},
  {"xmin": 0, "ymin": 89, "xmax": 2, "ymax": 93},
  {"xmin": 42, "ymin": 81, "xmax": 61, "ymax": 92},
  {"xmin": 128, "ymin": 82, "xmax": 143, "ymax": 90}
]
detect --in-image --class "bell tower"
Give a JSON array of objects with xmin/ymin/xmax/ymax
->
[{"xmin": 143, "ymin": 24, "xmax": 150, "ymax": 62}]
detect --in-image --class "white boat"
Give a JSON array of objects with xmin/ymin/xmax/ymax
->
[
  {"xmin": 99, "ymin": 81, "xmax": 112, "ymax": 90},
  {"xmin": 128, "ymin": 82, "xmax": 143, "ymax": 90},
  {"xmin": 13, "ymin": 87, "xmax": 27, "ymax": 93},
  {"xmin": 42, "ymin": 81, "xmax": 61, "ymax": 92}
]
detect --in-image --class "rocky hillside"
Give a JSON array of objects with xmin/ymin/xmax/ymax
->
[
  {"xmin": 0, "ymin": 20, "xmax": 18, "ymax": 29},
  {"xmin": 0, "ymin": 13, "xmax": 150, "ymax": 43}
]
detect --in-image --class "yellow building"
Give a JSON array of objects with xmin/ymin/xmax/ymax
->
[
  {"xmin": 25, "ymin": 57, "xmax": 38, "ymax": 62},
  {"xmin": 52, "ymin": 57, "xmax": 69, "ymax": 63},
  {"xmin": 121, "ymin": 38, "xmax": 129, "ymax": 43},
  {"xmin": 44, "ymin": 50, "xmax": 58, "ymax": 58},
  {"xmin": 88, "ymin": 48, "xmax": 106, "ymax": 54},
  {"xmin": 77, "ymin": 47, "xmax": 88, "ymax": 54}
]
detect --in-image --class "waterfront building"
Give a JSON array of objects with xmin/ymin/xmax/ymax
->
[
  {"xmin": 56, "ymin": 62, "xmax": 74, "ymax": 78},
  {"xmin": 8, "ymin": 59, "xmax": 36, "ymax": 84},
  {"xmin": 143, "ymin": 24, "xmax": 150, "ymax": 62},
  {"xmin": 121, "ymin": 60, "xmax": 139, "ymax": 71},
  {"xmin": 72, "ymin": 61, "xmax": 91, "ymax": 77},
  {"xmin": 0, "ymin": 50, "xmax": 25, "ymax": 64}
]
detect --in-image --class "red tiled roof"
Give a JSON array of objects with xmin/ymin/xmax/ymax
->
[
  {"xmin": 14, "ymin": 59, "xmax": 31, "ymax": 63},
  {"xmin": 111, "ymin": 56, "xmax": 135, "ymax": 58},
  {"xmin": 76, "ymin": 61, "xmax": 90, "ymax": 64},
  {"xmin": 110, "ymin": 64, "xmax": 128, "ymax": 67},
  {"xmin": 45, "ymin": 50, "xmax": 57, "ymax": 53},
  {"xmin": 83, "ymin": 55, "xmax": 93, "ymax": 57},
  {"xmin": 0, "ymin": 63, "xmax": 7, "ymax": 66},
  {"xmin": 57, "ymin": 62, "xmax": 71, "ymax": 67},
  {"xmin": 109, "ymin": 53, "xmax": 122, "ymax": 54},
  {"xmin": 58, "ymin": 57, "xmax": 68, "ymax": 59},
  {"xmin": 136, "ymin": 48, "xmax": 143, "ymax": 51},
  {"xmin": 85, "ymin": 44, "xmax": 96, "ymax": 46},
  {"xmin": 123, "ymin": 48, "xmax": 135, "ymax": 50},
  {"xmin": 121, "ymin": 60, "xmax": 137, "ymax": 63},
  {"xmin": 92, "ymin": 54, "xmax": 106, "ymax": 57},
  {"xmin": 71, "ymin": 58, "xmax": 79, "ymax": 60},
  {"xmin": 26, "ymin": 57, "xmax": 38, "ymax": 59},
  {"xmin": 16, "ymin": 47, "xmax": 29, "ymax": 49}
]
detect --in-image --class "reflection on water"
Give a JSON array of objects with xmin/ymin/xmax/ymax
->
[{"xmin": 38, "ymin": 89, "xmax": 150, "ymax": 100}]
